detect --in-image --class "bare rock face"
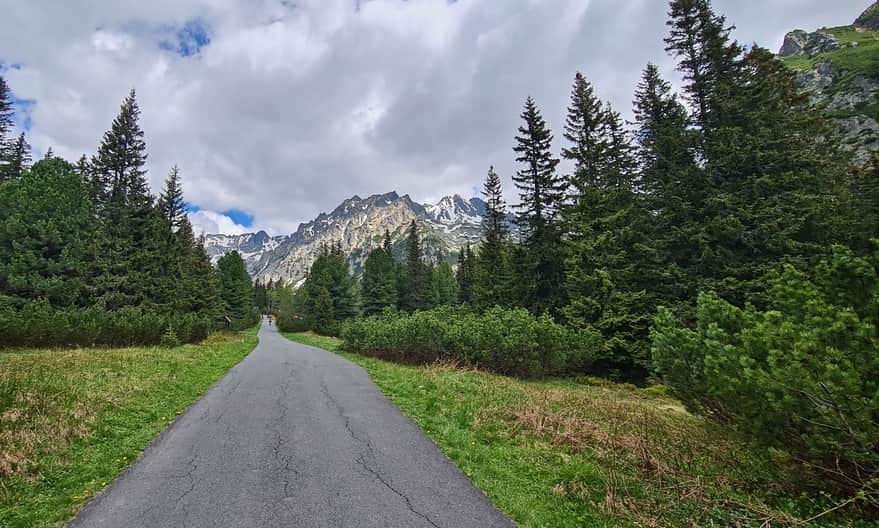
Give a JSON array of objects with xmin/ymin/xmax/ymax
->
[
  {"xmin": 854, "ymin": 1, "xmax": 879, "ymax": 31},
  {"xmin": 204, "ymin": 192, "xmax": 494, "ymax": 285},
  {"xmin": 779, "ymin": 29, "xmax": 839, "ymax": 57}
]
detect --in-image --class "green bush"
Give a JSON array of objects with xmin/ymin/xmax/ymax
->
[
  {"xmin": 277, "ymin": 314, "xmax": 310, "ymax": 334},
  {"xmin": 652, "ymin": 246, "xmax": 879, "ymax": 494},
  {"xmin": 341, "ymin": 306, "xmax": 601, "ymax": 377},
  {"xmin": 0, "ymin": 300, "xmax": 215, "ymax": 348}
]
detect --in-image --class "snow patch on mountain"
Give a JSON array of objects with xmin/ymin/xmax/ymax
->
[{"xmin": 203, "ymin": 192, "xmax": 492, "ymax": 285}]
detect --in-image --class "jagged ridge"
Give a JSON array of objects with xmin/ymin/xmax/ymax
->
[{"xmin": 203, "ymin": 192, "xmax": 490, "ymax": 285}]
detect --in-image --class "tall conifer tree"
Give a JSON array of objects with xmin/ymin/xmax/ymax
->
[
  {"xmin": 512, "ymin": 97, "xmax": 566, "ymax": 314},
  {"xmin": 473, "ymin": 166, "xmax": 513, "ymax": 310},
  {"xmin": 6, "ymin": 132, "xmax": 31, "ymax": 179}
]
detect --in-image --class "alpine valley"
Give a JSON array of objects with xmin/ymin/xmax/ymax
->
[{"xmin": 203, "ymin": 192, "xmax": 493, "ymax": 285}]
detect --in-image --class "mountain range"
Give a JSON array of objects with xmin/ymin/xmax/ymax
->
[{"xmin": 203, "ymin": 192, "xmax": 490, "ymax": 285}]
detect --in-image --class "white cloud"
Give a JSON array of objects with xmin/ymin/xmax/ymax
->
[
  {"xmin": 189, "ymin": 210, "xmax": 249, "ymax": 236},
  {"xmin": 0, "ymin": 0, "xmax": 869, "ymax": 234}
]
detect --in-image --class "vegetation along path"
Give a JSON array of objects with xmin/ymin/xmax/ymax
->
[{"xmin": 70, "ymin": 321, "xmax": 512, "ymax": 528}]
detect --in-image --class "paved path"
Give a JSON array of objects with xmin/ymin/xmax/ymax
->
[{"xmin": 70, "ymin": 322, "xmax": 513, "ymax": 528}]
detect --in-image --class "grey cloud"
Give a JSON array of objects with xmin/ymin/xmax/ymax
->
[{"xmin": 0, "ymin": 0, "xmax": 869, "ymax": 234}]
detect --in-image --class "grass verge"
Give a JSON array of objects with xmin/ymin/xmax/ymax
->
[
  {"xmin": 283, "ymin": 331, "xmax": 874, "ymax": 528},
  {"xmin": 0, "ymin": 328, "xmax": 258, "ymax": 528}
]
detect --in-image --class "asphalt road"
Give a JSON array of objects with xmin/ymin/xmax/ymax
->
[{"xmin": 69, "ymin": 321, "xmax": 513, "ymax": 528}]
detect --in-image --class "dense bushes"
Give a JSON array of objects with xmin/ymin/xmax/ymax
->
[
  {"xmin": 0, "ymin": 301, "xmax": 212, "ymax": 348},
  {"xmin": 341, "ymin": 306, "xmax": 600, "ymax": 377},
  {"xmin": 652, "ymin": 246, "xmax": 879, "ymax": 494}
]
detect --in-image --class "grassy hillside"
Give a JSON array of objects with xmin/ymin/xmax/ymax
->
[
  {"xmin": 0, "ymin": 329, "xmax": 258, "ymax": 528},
  {"xmin": 283, "ymin": 332, "xmax": 873, "ymax": 528},
  {"xmin": 781, "ymin": 25, "xmax": 879, "ymax": 82}
]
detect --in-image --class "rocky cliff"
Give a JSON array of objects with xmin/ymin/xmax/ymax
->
[
  {"xmin": 204, "ymin": 192, "xmax": 491, "ymax": 285},
  {"xmin": 779, "ymin": 2, "xmax": 879, "ymax": 161}
]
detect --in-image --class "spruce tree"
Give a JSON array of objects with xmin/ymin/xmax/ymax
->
[
  {"xmin": 512, "ymin": 97, "xmax": 566, "ymax": 315},
  {"xmin": 303, "ymin": 246, "xmax": 356, "ymax": 331},
  {"xmin": 472, "ymin": 166, "xmax": 513, "ymax": 310},
  {"xmin": 159, "ymin": 165, "xmax": 186, "ymax": 232},
  {"xmin": 6, "ymin": 132, "xmax": 32, "ymax": 179},
  {"xmin": 561, "ymin": 73, "xmax": 608, "ymax": 190},
  {"xmin": 400, "ymin": 220, "xmax": 429, "ymax": 312},
  {"xmin": 432, "ymin": 259, "xmax": 458, "ymax": 306},
  {"xmin": 697, "ymin": 46, "xmax": 845, "ymax": 306},
  {"xmin": 664, "ymin": 0, "xmax": 741, "ymax": 133},
  {"xmin": 92, "ymin": 89, "xmax": 148, "ymax": 212},
  {"xmin": 91, "ymin": 90, "xmax": 161, "ymax": 310},
  {"xmin": 456, "ymin": 243, "xmax": 475, "ymax": 305},
  {"xmin": 632, "ymin": 63, "xmax": 692, "ymax": 196},
  {"xmin": 561, "ymin": 81, "xmax": 653, "ymax": 378},
  {"xmin": 361, "ymin": 246, "xmax": 398, "ymax": 315},
  {"xmin": 217, "ymin": 251, "xmax": 258, "ymax": 329}
]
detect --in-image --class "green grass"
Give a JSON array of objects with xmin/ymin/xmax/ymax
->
[
  {"xmin": 781, "ymin": 25, "xmax": 879, "ymax": 82},
  {"xmin": 284, "ymin": 331, "xmax": 876, "ymax": 528},
  {"xmin": 0, "ymin": 328, "xmax": 258, "ymax": 528}
]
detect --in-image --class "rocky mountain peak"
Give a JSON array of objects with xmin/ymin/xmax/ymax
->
[{"xmin": 203, "ymin": 191, "xmax": 488, "ymax": 285}]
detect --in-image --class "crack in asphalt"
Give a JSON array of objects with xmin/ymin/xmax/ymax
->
[
  {"xmin": 319, "ymin": 380, "xmax": 442, "ymax": 528},
  {"xmin": 173, "ymin": 447, "xmax": 199, "ymax": 528},
  {"xmin": 271, "ymin": 362, "xmax": 300, "ymax": 500},
  {"xmin": 68, "ymin": 324, "xmax": 512, "ymax": 528}
]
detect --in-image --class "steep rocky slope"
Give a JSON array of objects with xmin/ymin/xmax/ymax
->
[
  {"xmin": 204, "ymin": 192, "xmax": 489, "ymax": 285},
  {"xmin": 779, "ymin": 1, "xmax": 879, "ymax": 161}
]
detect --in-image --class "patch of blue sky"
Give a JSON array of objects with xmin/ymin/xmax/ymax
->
[
  {"xmin": 159, "ymin": 19, "xmax": 211, "ymax": 57},
  {"xmin": 0, "ymin": 62, "xmax": 35, "ymax": 132},
  {"xmin": 221, "ymin": 209, "xmax": 255, "ymax": 228}
]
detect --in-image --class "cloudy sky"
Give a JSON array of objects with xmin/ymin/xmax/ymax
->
[{"xmin": 0, "ymin": 0, "xmax": 868, "ymax": 234}]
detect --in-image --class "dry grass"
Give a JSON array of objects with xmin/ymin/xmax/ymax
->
[
  {"xmin": 414, "ymin": 362, "xmax": 816, "ymax": 527},
  {"xmin": 0, "ymin": 329, "xmax": 257, "ymax": 528}
]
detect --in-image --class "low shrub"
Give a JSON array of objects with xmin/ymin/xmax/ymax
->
[
  {"xmin": 0, "ymin": 300, "xmax": 215, "ymax": 348},
  {"xmin": 159, "ymin": 325, "xmax": 180, "ymax": 348},
  {"xmin": 652, "ymin": 246, "xmax": 879, "ymax": 496},
  {"xmin": 341, "ymin": 306, "xmax": 601, "ymax": 377}
]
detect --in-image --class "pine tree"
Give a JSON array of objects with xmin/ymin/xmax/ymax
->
[
  {"xmin": 512, "ymin": 97, "xmax": 566, "ymax": 315},
  {"xmin": 92, "ymin": 89, "xmax": 148, "ymax": 212},
  {"xmin": 432, "ymin": 259, "xmax": 459, "ymax": 306},
  {"xmin": 561, "ymin": 81, "xmax": 653, "ymax": 378},
  {"xmin": 400, "ymin": 220, "xmax": 429, "ymax": 312},
  {"xmin": 42, "ymin": 147, "xmax": 54, "ymax": 161},
  {"xmin": 6, "ymin": 132, "xmax": 32, "ymax": 179},
  {"xmin": 561, "ymin": 73, "xmax": 608, "ymax": 190},
  {"xmin": 361, "ymin": 246, "xmax": 398, "ymax": 315},
  {"xmin": 696, "ymin": 46, "xmax": 845, "ymax": 306},
  {"xmin": 90, "ymin": 90, "xmax": 160, "ymax": 310},
  {"xmin": 664, "ymin": 0, "xmax": 741, "ymax": 133},
  {"xmin": 217, "ymin": 251, "xmax": 258, "ymax": 329},
  {"xmin": 0, "ymin": 158, "xmax": 96, "ymax": 308},
  {"xmin": 632, "ymin": 63, "xmax": 693, "ymax": 197},
  {"xmin": 456, "ymin": 243, "xmax": 475, "ymax": 305},
  {"xmin": 303, "ymin": 246, "xmax": 356, "ymax": 331},
  {"xmin": 472, "ymin": 166, "xmax": 513, "ymax": 310},
  {"xmin": 159, "ymin": 165, "xmax": 186, "ymax": 232}
]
